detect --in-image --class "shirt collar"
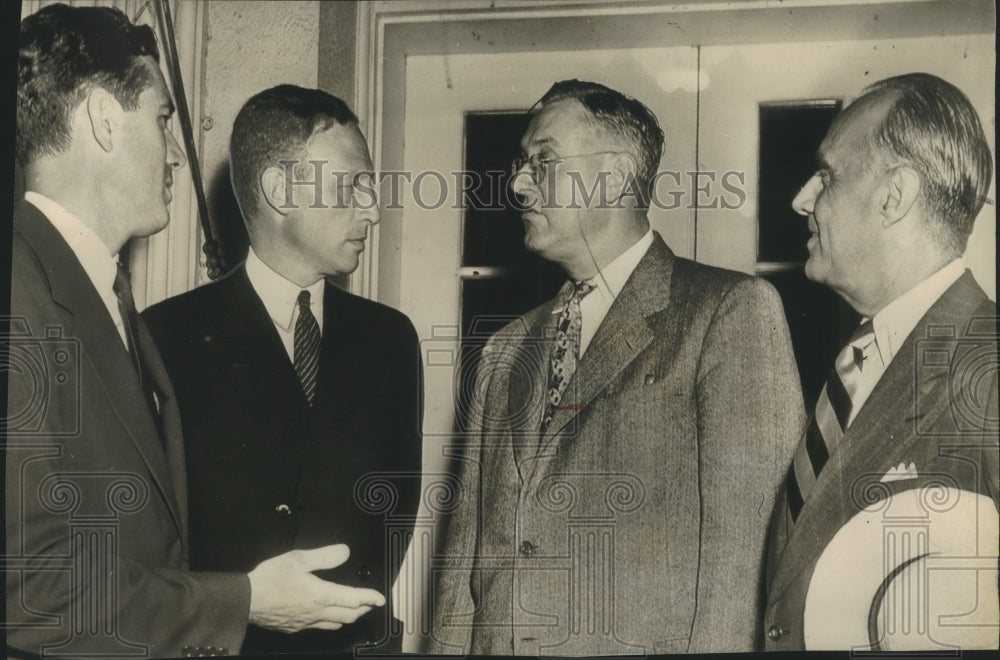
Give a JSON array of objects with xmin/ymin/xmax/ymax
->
[
  {"xmin": 553, "ymin": 229, "xmax": 654, "ymax": 313},
  {"xmin": 24, "ymin": 191, "xmax": 118, "ymax": 300},
  {"xmin": 245, "ymin": 247, "xmax": 325, "ymax": 332},
  {"xmin": 870, "ymin": 259, "xmax": 965, "ymax": 365}
]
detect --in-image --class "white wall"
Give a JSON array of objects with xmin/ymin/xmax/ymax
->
[{"xmin": 196, "ymin": 0, "xmax": 320, "ymax": 285}]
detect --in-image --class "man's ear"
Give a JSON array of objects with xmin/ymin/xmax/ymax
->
[
  {"xmin": 260, "ymin": 166, "xmax": 291, "ymax": 215},
  {"xmin": 85, "ymin": 88, "xmax": 120, "ymax": 153},
  {"xmin": 880, "ymin": 165, "xmax": 920, "ymax": 227},
  {"xmin": 607, "ymin": 152, "xmax": 640, "ymax": 205}
]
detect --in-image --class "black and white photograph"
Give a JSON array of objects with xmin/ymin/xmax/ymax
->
[{"xmin": 3, "ymin": 0, "xmax": 997, "ymax": 657}]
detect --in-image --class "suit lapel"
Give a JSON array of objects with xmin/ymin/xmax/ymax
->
[
  {"xmin": 136, "ymin": 316, "xmax": 188, "ymax": 538},
  {"xmin": 14, "ymin": 204, "xmax": 185, "ymax": 538},
  {"xmin": 212, "ymin": 265, "xmax": 302, "ymax": 389},
  {"xmin": 769, "ymin": 272, "xmax": 988, "ymax": 601},
  {"xmin": 507, "ymin": 301, "xmax": 561, "ymax": 480},
  {"xmin": 540, "ymin": 236, "xmax": 673, "ymax": 446},
  {"xmin": 216, "ymin": 266, "xmax": 310, "ymax": 487}
]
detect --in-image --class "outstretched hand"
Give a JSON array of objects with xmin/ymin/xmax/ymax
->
[{"xmin": 247, "ymin": 544, "xmax": 386, "ymax": 633}]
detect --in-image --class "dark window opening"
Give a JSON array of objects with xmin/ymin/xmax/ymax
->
[
  {"xmin": 456, "ymin": 112, "xmax": 564, "ymax": 430},
  {"xmin": 757, "ymin": 100, "xmax": 860, "ymax": 410}
]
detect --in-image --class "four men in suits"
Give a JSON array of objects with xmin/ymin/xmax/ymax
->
[
  {"xmin": 143, "ymin": 85, "xmax": 423, "ymax": 654},
  {"xmin": 6, "ymin": 6, "xmax": 388, "ymax": 658},
  {"xmin": 424, "ymin": 80, "xmax": 805, "ymax": 655},
  {"xmin": 7, "ymin": 6, "xmax": 994, "ymax": 655},
  {"xmin": 764, "ymin": 73, "xmax": 998, "ymax": 650}
]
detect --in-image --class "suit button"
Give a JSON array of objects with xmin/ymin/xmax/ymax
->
[
  {"xmin": 275, "ymin": 503, "xmax": 292, "ymax": 518},
  {"xmin": 767, "ymin": 624, "xmax": 784, "ymax": 641},
  {"xmin": 519, "ymin": 540, "xmax": 537, "ymax": 557},
  {"xmin": 357, "ymin": 565, "xmax": 372, "ymax": 580}
]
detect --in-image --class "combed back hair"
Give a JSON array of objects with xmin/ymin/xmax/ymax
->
[
  {"xmin": 17, "ymin": 4, "xmax": 159, "ymax": 166},
  {"xmin": 533, "ymin": 79, "xmax": 664, "ymax": 207},
  {"xmin": 230, "ymin": 85, "xmax": 359, "ymax": 228},
  {"xmin": 862, "ymin": 73, "xmax": 993, "ymax": 256}
]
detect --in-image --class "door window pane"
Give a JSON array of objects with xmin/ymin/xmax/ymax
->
[{"xmin": 758, "ymin": 101, "xmax": 842, "ymax": 263}]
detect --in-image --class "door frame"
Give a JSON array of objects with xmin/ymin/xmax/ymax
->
[{"xmin": 354, "ymin": 0, "xmax": 993, "ymax": 305}]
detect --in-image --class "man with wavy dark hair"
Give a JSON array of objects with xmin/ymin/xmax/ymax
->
[
  {"xmin": 425, "ymin": 79, "xmax": 804, "ymax": 654},
  {"xmin": 7, "ymin": 6, "xmax": 385, "ymax": 658},
  {"xmin": 764, "ymin": 72, "xmax": 998, "ymax": 651}
]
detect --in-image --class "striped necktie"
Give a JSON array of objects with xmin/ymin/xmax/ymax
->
[
  {"xmin": 294, "ymin": 289, "xmax": 321, "ymax": 405},
  {"xmin": 786, "ymin": 320, "xmax": 876, "ymax": 521}
]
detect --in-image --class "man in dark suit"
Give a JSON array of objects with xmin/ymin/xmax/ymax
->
[
  {"xmin": 5, "ymin": 6, "xmax": 387, "ymax": 658},
  {"xmin": 764, "ymin": 73, "xmax": 998, "ymax": 650},
  {"xmin": 424, "ymin": 80, "xmax": 804, "ymax": 655},
  {"xmin": 143, "ymin": 85, "xmax": 423, "ymax": 654}
]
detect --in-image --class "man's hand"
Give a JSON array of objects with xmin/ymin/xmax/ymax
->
[{"xmin": 247, "ymin": 544, "xmax": 386, "ymax": 633}]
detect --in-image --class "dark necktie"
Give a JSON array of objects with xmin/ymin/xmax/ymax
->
[
  {"xmin": 294, "ymin": 290, "xmax": 321, "ymax": 405},
  {"xmin": 113, "ymin": 262, "xmax": 161, "ymax": 427},
  {"xmin": 786, "ymin": 320, "xmax": 876, "ymax": 521},
  {"xmin": 541, "ymin": 280, "xmax": 597, "ymax": 432}
]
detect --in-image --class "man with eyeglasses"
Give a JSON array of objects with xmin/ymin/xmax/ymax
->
[
  {"xmin": 143, "ymin": 85, "xmax": 423, "ymax": 654},
  {"xmin": 425, "ymin": 79, "xmax": 804, "ymax": 655}
]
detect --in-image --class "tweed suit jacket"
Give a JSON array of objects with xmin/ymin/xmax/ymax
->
[
  {"xmin": 5, "ymin": 202, "xmax": 249, "ymax": 659},
  {"xmin": 426, "ymin": 233, "xmax": 805, "ymax": 655},
  {"xmin": 142, "ymin": 262, "xmax": 423, "ymax": 654},
  {"xmin": 764, "ymin": 272, "xmax": 1000, "ymax": 650}
]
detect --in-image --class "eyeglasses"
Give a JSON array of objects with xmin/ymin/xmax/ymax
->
[{"xmin": 510, "ymin": 151, "xmax": 621, "ymax": 187}]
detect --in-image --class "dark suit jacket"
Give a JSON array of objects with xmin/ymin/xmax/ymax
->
[
  {"xmin": 763, "ymin": 272, "xmax": 999, "ymax": 650},
  {"xmin": 143, "ymin": 263, "xmax": 423, "ymax": 654},
  {"xmin": 425, "ymin": 234, "xmax": 805, "ymax": 655},
  {"xmin": 5, "ymin": 202, "xmax": 249, "ymax": 658}
]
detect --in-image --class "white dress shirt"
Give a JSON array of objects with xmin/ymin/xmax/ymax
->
[
  {"xmin": 24, "ymin": 191, "xmax": 128, "ymax": 348},
  {"xmin": 848, "ymin": 258, "xmax": 965, "ymax": 424},
  {"xmin": 244, "ymin": 247, "xmax": 325, "ymax": 362},
  {"xmin": 551, "ymin": 229, "xmax": 654, "ymax": 357}
]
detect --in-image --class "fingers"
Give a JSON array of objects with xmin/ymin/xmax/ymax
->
[
  {"xmin": 310, "ymin": 578, "xmax": 386, "ymax": 608},
  {"xmin": 308, "ymin": 621, "xmax": 344, "ymax": 631},
  {"xmin": 315, "ymin": 604, "xmax": 374, "ymax": 625},
  {"xmin": 286, "ymin": 544, "xmax": 351, "ymax": 572}
]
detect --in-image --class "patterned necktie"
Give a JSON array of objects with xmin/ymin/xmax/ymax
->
[
  {"xmin": 113, "ymin": 262, "xmax": 161, "ymax": 428},
  {"xmin": 294, "ymin": 289, "xmax": 321, "ymax": 405},
  {"xmin": 786, "ymin": 320, "xmax": 876, "ymax": 521},
  {"xmin": 541, "ymin": 280, "xmax": 597, "ymax": 432}
]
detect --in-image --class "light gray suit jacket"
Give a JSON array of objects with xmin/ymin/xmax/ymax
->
[
  {"xmin": 425, "ymin": 234, "xmax": 804, "ymax": 655},
  {"xmin": 763, "ymin": 271, "xmax": 999, "ymax": 650}
]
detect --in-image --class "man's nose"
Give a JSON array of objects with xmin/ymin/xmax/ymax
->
[
  {"xmin": 363, "ymin": 202, "xmax": 381, "ymax": 226},
  {"xmin": 351, "ymin": 178, "xmax": 382, "ymax": 225},
  {"xmin": 510, "ymin": 164, "xmax": 535, "ymax": 198},
  {"xmin": 791, "ymin": 174, "xmax": 821, "ymax": 216},
  {"xmin": 510, "ymin": 168, "xmax": 540, "ymax": 211},
  {"xmin": 166, "ymin": 129, "xmax": 187, "ymax": 170}
]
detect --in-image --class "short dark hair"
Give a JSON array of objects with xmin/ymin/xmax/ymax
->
[
  {"xmin": 230, "ymin": 85, "xmax": 359, "ymax": 225},
  {"xmin": 862, "ymin": 73, "xmax": 992, "ymax": 255},
  {"xmin": 17, "ymin": 4, "xmax": 159, "ymax": 165},
  {"xmin": 534, "ymin": 79, "xmax": 664, "ymax": 208}
]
